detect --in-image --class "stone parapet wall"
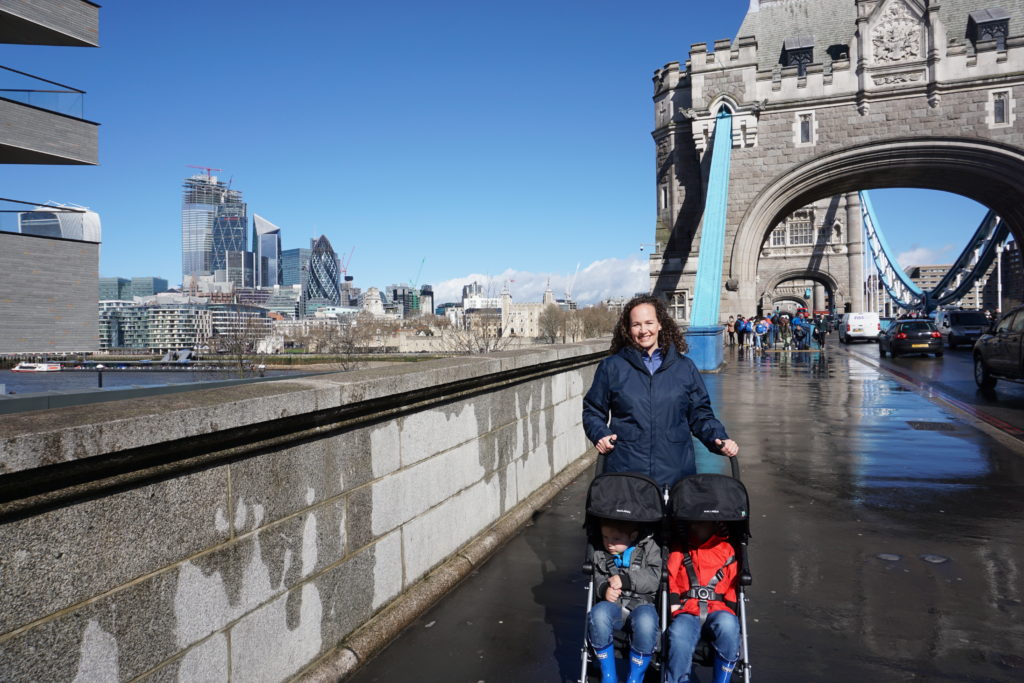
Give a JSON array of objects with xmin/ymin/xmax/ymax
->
[{"xmin": 0, "ymin": 341, "xmax": 606, "ymax": 681}]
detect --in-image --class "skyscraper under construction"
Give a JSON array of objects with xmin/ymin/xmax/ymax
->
[{"xmin": 181, "ymin": 172, "xmax": 247, "ymax": 282}]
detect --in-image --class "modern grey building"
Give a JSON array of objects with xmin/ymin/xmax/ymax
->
[
  {"xmin": 0, "ymin": 0, "xmax": 101, "ymax": 354},
  {"xmin": 99, "ymin": 276, "xmax": 131, "ymax": 301},
  {"xmin": 281, "ymin": 248, "xmax": 311, "ymax": 287},
  {"xmin": 181, "ymin": 173, "xmax": 247, "ymax": 282},
  {"xmin": 252, "ymin": 214, "xmax": 282, "ymax": 287},
  {"xmin": 131, "ymin": 276, "xmax": 169, "ymax": 298},
  {"xmin": 19, "ymin": 203, "xmax": 101, "ymax": 241}
]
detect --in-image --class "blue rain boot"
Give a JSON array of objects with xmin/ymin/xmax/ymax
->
[
  {"xmin": 625, "ymin": 649, "xmax": 651, "ymax": 683},
  {"xmin": 594, "ymin": 643, "xmax": 617, "ymax": 683},
  {"xmin": 710, "ymin": 654, "xmax": 737, "ymax": 683}
]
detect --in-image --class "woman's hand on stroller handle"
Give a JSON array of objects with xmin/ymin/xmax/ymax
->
[
  {"xmin": 715, "ymin": 438, "xmax": 739, "ymax": 457},
  {"xmin": 596, "ymin": 434, "xmax": 617, "ymax": 454}
]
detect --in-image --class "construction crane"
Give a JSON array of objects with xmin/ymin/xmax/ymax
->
[
  {"xmin": 339, "ymin": 246, "xmax": 355, "ymax": 277},
  {"xmin": 186, "ymin": 165, "xmax": 223, "ymax": 179},
  {"xmin": 410, "ymin": 257, "xmax": 426, "ymax": 289},
  {"xmin": 565, "ymin": 262, "xmax": 581, "ymax": 302}
]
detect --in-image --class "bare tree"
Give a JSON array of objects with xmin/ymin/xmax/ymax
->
[
  {"xmin": 210, "ymin": 310, "xmax": 271, "ymax": 378},
  {"xmin": 563, "ymin": 308, "xmax": 586, "ymax": 342},
  {"xmin": 581, "ymin": 304, "xmax": 618, "ymax": 339},
  {"xmin": 538, "ymin": 304, "xmax": 564, "ymax": 344},
  {"xmin": 441, "ymin": 309, "xmax": 513, "ymax": 354}
]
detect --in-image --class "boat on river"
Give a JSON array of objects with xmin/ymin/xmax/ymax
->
[{"xmin": 11, "ymin": 362, "xmax": 63, "ymax": 372}]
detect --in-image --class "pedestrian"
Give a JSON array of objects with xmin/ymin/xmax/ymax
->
[
  {"xmin": 778, "ymin": 317, "xmax": 793, "ymax": 350},
  {"xmin": 753, "ymin": 318, "xmax": 767, "ymax": 351},
  {"xmin": 735, "ymin": 316, "xmax": 746, "ymax": 348},
  {"xmin": 666, "ymin": 520, "xmax": 741, "ymax": 683},
  {"xmin": 588, "ymin": 518, "xmax": 662, "ymax": 683},
  {"xmin": 582, "ymin": 295, "xmax": 740, "ymax": 487},
  {"xmin": 725, "ymin": 316, "xmax": 736, "ymax": 346}
]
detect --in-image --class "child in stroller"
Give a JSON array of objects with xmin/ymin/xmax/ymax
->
[
  {"xmin": 581, "ymin": 472, "xmax": 665, "ymax": 683},
  {"xmin": 665, "ymin": 467, "xmax": 752, "ymax": 683}
]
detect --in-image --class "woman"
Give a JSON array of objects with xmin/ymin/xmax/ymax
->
[{"xmin": 582, "ymin": 295, "xmax": 739, "ymax": 487}]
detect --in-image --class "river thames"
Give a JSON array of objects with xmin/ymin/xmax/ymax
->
[{"xmin": 0, "ymin": 368, "xmax": 304, "ymax": 395}]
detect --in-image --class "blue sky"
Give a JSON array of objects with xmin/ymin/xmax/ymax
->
[{"xmin": 0, "ymin": 1, "xmax": 988, "ymax": 305}]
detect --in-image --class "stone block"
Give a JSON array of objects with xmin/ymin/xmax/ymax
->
[
  {"xmin": 229, "ymin": 582, "xmax": 324, "ymax": 683},
  {"xmin": 400, "ymin": 478, "xmax": 502, "ymax": 583},
  {"xmin": 369, "ymin": 441, "xmax": 485, "ymax": 538},
  {"xmin": 229, "ymin": 429, "xmax": 369, "ymax": 528},
  {"xmin": 517, "ymin": 444, "xmax": 553, "ymax": 501},
  {"xmin": 0, "ymin": 466, "xmax": 228, "ymax": 635},
  {"xmin": 137, "ymin": 634, "xmax": 229, "ymax": 683},
  {"xmin": 399, "ymin": 402, "xmax": 480, "ymax": 467}
]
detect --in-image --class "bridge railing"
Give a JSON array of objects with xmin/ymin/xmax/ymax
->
[{"xmin": 0, "ymin": 341, "xmax": 606, "ymax": 682}]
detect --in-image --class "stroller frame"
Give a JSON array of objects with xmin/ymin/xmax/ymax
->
[{"xmin": 578, "ymin": 455, "xmax": 752, "ymax": 683}]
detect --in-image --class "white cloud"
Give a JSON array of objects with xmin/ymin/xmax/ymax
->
[
  {"xmin": 432, "ymin": 255, "xmax": 648, "ymax": 307},
  {"xmin": 896, "ymin": 245, "xmax": 955, "ymax": 269}
]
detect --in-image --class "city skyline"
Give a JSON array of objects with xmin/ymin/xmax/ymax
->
[{"xmin": 1, "ymin": 0, "xmax": 994, "ymax": 306}]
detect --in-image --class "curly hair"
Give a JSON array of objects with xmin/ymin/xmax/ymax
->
[{"xmin": 609, "ymin": 295, "xmax": 688, "ymax": 355}]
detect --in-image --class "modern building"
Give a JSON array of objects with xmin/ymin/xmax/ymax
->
[
  {"xmin": 131, "ymin": 277, "xmax": 169, "ymax": 299},
  {"xmin": 252, "ymin": 214, "xmax": 283, "ymax": 288},
  {"xmin": 19, "ymin": 203, "xmax": 101, "ymax": 241},
  {"xmin": 99, "ymin": 301, "xmax": 269, "ymax": 353},
  {"xmin": 263, "ymin": 285, "xmax": 304, "ymax": 319},
  {"xmin": 303, "ymin": 235, "xmax": 341, "ymax": 313},
  {"xmin": 99, "ymin": 277, "xmax": 131, "ymax": 301},
  {"xmin": 0, "ymin": 1, "xmax": 101, "ymax": 354},
  {"xmin": 281, "ymin": 247, "xmax": 312, "ymax": 287},
  {"xmin": 181, "ymin": 173, "xmax": 247, "ymax": 282},
  {"xmin": 217, "ymin": 250, "xmax": 258, "ymax": 289},
  {"xmin": 419, "ymin": 285, "xmax": 434, "ymax": 319}
]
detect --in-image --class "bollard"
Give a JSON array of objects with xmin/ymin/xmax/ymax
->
[{"xmin": 96, "ymin": 364, "xmax": 104, "ymax": 388}]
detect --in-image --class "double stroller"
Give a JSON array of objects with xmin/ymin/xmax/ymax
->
[{"xmin": 579, "ymin": 457, "xmax": 752, "ymax": 682}]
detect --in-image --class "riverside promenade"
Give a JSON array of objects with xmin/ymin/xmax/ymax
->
[{"xmin": 346, "ymin": 341, "xmax": 1024, "ymax": 682}]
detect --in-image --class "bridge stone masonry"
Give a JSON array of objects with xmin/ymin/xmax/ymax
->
[
  {"xmin": 651, "ymin": 0, "xmax": 1024, "ymax": 319},
  {"xmin": 0, "ymin": 343, "xmax": 604, "ymax": 681}
]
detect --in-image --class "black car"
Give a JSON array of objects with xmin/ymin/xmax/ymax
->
[
  {"xmin": 973, "ymin": 305, "xmax": 1024, "ymax": 390},
  {"xmin": 934, "ymin": 309, "xmax": 990, "ymax": 349},
  {"xmin": 878, "ymin": 320, "xmax": 943, "ymax": 358}
]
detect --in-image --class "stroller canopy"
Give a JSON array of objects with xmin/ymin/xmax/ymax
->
[
  {"xmin": 669, "ymin": 474, "xmax": 749, "ymax": 523},
  {"xmin": 585, "ymin": 472, "xmax": 664, "ymax": 523}
]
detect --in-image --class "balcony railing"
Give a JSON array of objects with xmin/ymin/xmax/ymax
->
[{"xmin": 0, "ymin": 65, "xmax": 84, "ymax": 119}]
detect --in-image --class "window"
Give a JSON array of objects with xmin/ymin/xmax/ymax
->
[
  {"xmin": 994, "ymin": 92, "xmax": 1008, "ymax": 124},
  {"xmin": 771, "ymin": 228, "xmax": 786, "ymax": 247},
  {"xmin": 789, "ymin": 220, "xmax": 813, "ymax": 245},
  {"xmin": 800, "ymin": 114, "xmax": 813, "ymax": 143},
  {"xmin": 660, "ymin": 185, "xmax": 668, "ymax": 210},
  {"xmin": 670, "ymin": 292, "xmax": 688, "ymax": 322}
]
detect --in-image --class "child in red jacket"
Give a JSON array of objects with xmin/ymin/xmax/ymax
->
[{"xmin": 666, "ymin": 520, "xmax": 741, "ymax": 683}]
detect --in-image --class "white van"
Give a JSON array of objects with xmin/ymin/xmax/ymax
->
[{"xmin": 840, "ymin": 312, "xmax": 881, "ymax": 342}]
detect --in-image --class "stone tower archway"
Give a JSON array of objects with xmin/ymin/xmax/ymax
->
[{"xmin": 650, "ymin": 0, "xmax": 1024, "ymax": 320}]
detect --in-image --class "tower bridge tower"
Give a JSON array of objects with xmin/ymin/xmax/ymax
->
[{"xmin": 651, "ymin": 0, "xmax": 1024, "ymax": 321}]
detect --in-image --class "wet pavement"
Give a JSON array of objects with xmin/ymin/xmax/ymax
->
[{"xmin": 347, "ymin": 341, "xmax": 1024, "ymax": 682}]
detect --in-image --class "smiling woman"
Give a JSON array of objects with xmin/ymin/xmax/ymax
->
[{"xmin": 582, "ymin": 295, "xmax": 739, "ymax": 486}]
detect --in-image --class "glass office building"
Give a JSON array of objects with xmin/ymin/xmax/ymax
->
[
  {"xmin": 99, "ymin": 277, "xmax": 131, "ymax": 301},
  {"xmin": 131, "ymin": 277, "xmax": 168, "ymax": 298},
  {"xmin": 181, "ymin": 174, "xmax": 247, "ymax": 282},
  {"xmin": 281, "ymin": 248, "xmax": 311, "ymax": 287},
  {"xmin": 305, "ymin": 235, "xmax": 341, "ymax": 308},
  {"xmin": 252, "ymin": 214, "xmax": 282, "ymax": 287}
]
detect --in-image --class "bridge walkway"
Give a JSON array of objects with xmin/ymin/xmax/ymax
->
[{"xmin": 347, "ymin": 342, "xmax": 1024, "ymax": 682}]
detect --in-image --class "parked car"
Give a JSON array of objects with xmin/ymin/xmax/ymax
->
[
  {"xmin": 973, "ymin": 305, "xmax": 1024, "ymax": 391},
  {"xmin": 934, "ymin": 309, "xmax": 990, "ymax": 349},
  {"xmin": 878, "ymin": 320, "xmax": 943, "ymax": 358},
  {"xmin": 839, "ymin": 312, "xmax": 881, "ymax": 343}
]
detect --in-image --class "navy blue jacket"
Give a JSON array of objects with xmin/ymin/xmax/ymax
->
[{"xmin": 582, "ymin": 344, "xmax": 729, "ymax": 487}]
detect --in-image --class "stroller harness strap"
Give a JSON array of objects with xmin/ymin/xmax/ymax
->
[{"xmin": 681, "ymin": 553, "xmax": 737, "ymax": 625}]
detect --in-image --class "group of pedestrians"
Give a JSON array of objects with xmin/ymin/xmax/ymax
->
[{"xmin": 724, "ymin": 311, "xmax": 828, "ymax": 351}]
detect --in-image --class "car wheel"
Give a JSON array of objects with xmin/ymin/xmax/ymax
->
[
  {"xmin": 935, "ymin": 351, "xmax": 944, "ymax": 358},
  {"xmin": 879, "ymin": 344, "xmax": 887, "ymax": 358},
  {"xmin": 974, "ymin": 355, "xmax": 996, "ymax": 391},
  {"xmin": 948, "ymin": 338, "xmax": 957, "ymax": 350},
  {"xmin": 890, "ymin": 347, "xmax": 899, "ymax": 359}
]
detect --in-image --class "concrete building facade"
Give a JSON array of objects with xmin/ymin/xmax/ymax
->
[
  {"xmin": 650, "ymin": 0, "xmax": 1024, "ymax": 321},
  {"xmin": 0, "ymin": 0, "xmax": 101, "ymax": 354}
]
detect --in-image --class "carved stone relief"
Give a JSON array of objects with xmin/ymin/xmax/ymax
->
[
  {"xmin": 872, "ymin": 71, "xmax": 924, "ymax": 86},
  {"xmin": 871, "ymin": 2, "xmax": 922, "ymax": 64}
]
